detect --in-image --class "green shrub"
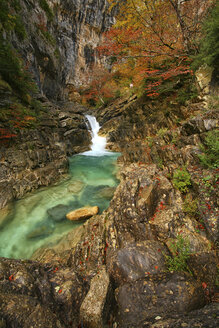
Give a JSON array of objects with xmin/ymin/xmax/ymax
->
[
  {"xmin": 173, "ymin": 167, "xmax": 191, "ymax": 193},
  {"xmin": 157, "ymin": 127, "xmax": 168, "ymax": 138},
  {"xmin": 165, "ymin": 235, "xmax": 191, "ymax": 273},
  {"xmin": 40, "ymin": 29, "xmax": 56, "ymax": 45},
  {"xmin": 192, "ymin": 2, "xmax": 219, "ymax": 70},
  {"xmin": 39, "ymin": 0, "xmax": 54, "ymax": 22},
  {"xmin": 183, "ymin": 194, "xmax": 198, "ymax": 216},
  {"xmin": 0, "ymin": 0, "xmax": 24, "ymax": 33},
  {"xmin": 14, "ymin": 15, "xmax": 27, "ymax": 40},
  {"xmin": 0, "ymin": 38, "xmax": 37, "ymax": 99},
  {"xmin": 11, "ymin": 0, "xmax": 22, "ymax": 12},
  {"xmin": 176, "ymin": 83, "xmax": 198, "ymax": 105},
  {"xmin": 199, "ymin": 130, "xmax": 219, "ymax": 168}
]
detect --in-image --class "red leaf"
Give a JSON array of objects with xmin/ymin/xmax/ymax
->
[
  {"xmin": 202, "ymin": 282, "xmax": 207, "ymax": 289},
  {"xmin": 9, "ymin": 275, "xmax": 14, "ymax": 281}
]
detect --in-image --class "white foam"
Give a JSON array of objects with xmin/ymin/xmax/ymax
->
[{"xmin": 82, "ymin": 115, "xmax": 110, "ymax": 156}]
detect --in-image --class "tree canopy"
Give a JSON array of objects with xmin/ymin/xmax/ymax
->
[{"xmin": 94, "ymin": 0, "xmax": 214, "ymax": 98}]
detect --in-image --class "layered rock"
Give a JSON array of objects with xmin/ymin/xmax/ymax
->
[{"xmin": 0, "ymin": 101, "xmax": 91, "ymax": 209}]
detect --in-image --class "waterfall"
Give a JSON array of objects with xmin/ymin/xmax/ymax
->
[{"xmin": 83, "ymin": 115, "xmax": 108, "ymax": 156}]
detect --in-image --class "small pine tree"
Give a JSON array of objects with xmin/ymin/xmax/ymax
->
[{"xmin": 193, "ymin": 2, "xmax": 219, "ymax": 70}]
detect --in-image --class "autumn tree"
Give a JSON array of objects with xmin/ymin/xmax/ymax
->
[
  {"xmin": 80, "ymin": 66, "xmax": 119, "ymax": 106},
  {"xmin": 98, "ymin": 0, "xmax": 213, "ymax": 97}
]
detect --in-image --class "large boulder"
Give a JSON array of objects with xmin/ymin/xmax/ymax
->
[
  {"xmin": 115, "ymin": 272, "xmax": 206, "ymax": 327},
  {"xmin": 107, "ymin": 241, "xmax": 168, "ymax": 286},
  {"xmin": 66, "ymin": 206, "xmax": 99, "ymax": 221},
  {"xmin": 80, "ymin": 267, "xmax": 113, "ymax": 328},
  {"xmin": 0, "ymin": 294, "xmax": 64, "ymax": 328}
]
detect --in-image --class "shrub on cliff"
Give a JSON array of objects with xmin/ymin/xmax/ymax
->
[
  {"xmin": 39, "ymin": 0, "xmax": 54, "ymax": 22},
  {"xmin": 173, "ymin": 167, "xmax": 192, "ymax": 193},
  {"xmin": 0, "ymin": 39, "xmax": 37, "ymax": 100},
  {"xmin": 199, "ymin": 130, "xmax": 219, "ymax": 169},
  {"xmin": 165, "ymin": 235, "xmax": 191, "ymax": 273},
  {"xmin": 192, "ymin": 1, "xmax": 219, "ymax": 71}
]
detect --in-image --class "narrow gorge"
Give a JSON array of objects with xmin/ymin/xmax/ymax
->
[{"xmin": 0, "ymin": 1, "xmax": 218, "ymax": 328}]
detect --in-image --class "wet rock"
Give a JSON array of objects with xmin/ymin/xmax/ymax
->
[
  {"xmin": 188, "ymin": 251, "xmax": 219, "ymax": 288},
  {"xmin": 80, "ymin": 267, "xmax": 112, "ymax": 328},
  {"xmin": 107, "ymin": 241, "xmax": 168, "ymax": 286},
  {"xmin": 49, "ymin": 267, "xmax": 89, "ymax": 326},
  {"xmin": 0, "ymin": 204, "xmax": 13, "ymax": 229},
  {"xmin": 115, "ymin": 272, "xmax": 206, "ymax": 327},
  {"xmin": 66, "ymin": 206, "xmax": 99, "ymax": 221},
  {"xmin": 47, "ymin": 204, "xmax": 70, "ymax": 222},
  {"xmin": 96, "ymin": 186, "xmax": 116, "ymax": 200},
  {"xmin": 0, "ymin": 293, "xmax": 64, "ymax": 328},
  {"xmin": 0, "ymin": 257, "xmax": 89, "ymax": 327}
]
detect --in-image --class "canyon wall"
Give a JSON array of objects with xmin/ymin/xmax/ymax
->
[{"xmin": 10, "ymin": 0, "xmax": 115, "ymax": 100}]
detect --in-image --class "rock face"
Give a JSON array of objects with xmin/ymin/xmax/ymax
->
[
  {"xmin": 66, "ymin": 206, "xmax": 99, "ymax": 221},
  {"xmin": 7, "ymin": 0, "xmax": 115, "ymax": 100},
  {"xmin": 0, "ymin": 257, "xmax": 88, "ymax": 328},
  {"xmin": 0, "ymin": 101, "xmax": 91, "ymax": 209}
]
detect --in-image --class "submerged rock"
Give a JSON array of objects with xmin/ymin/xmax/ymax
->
[
  {"xmin": 96, "ymin": 186, "xmax": 116, "ymax": 200},
  {"xmin": 66, "ymin": 206, "xmax": 99, "ymax": 221},
  {"xmin": 67, "ymin": 180, "xmax": 85, "ymax": 194},
  {"xmin": 47, "ymin": 204, "xmax": 70, "ymax": 222},
  {"xmin": 27, "ymin": 223, "xmax": 54, "ymax": 239}
]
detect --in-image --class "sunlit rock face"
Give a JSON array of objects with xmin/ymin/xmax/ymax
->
[{"xmin": 11, "ymin": 0, "xmax": 115, "ymax": 100}]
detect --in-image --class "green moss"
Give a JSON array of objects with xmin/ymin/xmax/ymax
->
[
  {"xmin": 176, "ymin": 83, "xmax": 198, "ymax": 105},
  {"xmin": 157, "ymin": 127, "xmax": 168, "ymax": 138},
  {"xmin": 39, "ymin": 0, "xmax": 54, "ymax": 22},
  {"xmin": 11, "ymin": 0, "xmax": 22, "ymax": 12}
]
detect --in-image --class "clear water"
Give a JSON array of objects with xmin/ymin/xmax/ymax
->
[
  {"xmin": 0, "ymin": 115, "xmax": 120, "ymax": 260},
  {"xmin": 0, "ymin": 153, "xmax": 119, "ymax": 259}
]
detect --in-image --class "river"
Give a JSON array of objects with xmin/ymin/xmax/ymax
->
[{"xmin": 0, "ymin": 115, "xmax": 119, "ymax": 259}]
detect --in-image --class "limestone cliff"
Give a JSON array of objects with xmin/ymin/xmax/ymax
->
[{"xmin": 8, "ymin": 0, "xmax": 115, "ymax": 100}]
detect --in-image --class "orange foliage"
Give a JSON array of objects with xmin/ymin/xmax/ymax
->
[
  {"xmin": 80, "ymin": 66, "xmax": 118, "ymax": 105},
  {"xmin": 98, "ymin": 0, "xmax": 211, "ymax": 96}
]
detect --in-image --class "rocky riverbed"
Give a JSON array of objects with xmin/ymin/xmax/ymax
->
[
  {"xmin": 0, "ymin": 101, "xmax": 91, "ymax": 210},
  {"xmin": 0, "ymin": 92, "xmax": 218, "ymax": 327}
]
